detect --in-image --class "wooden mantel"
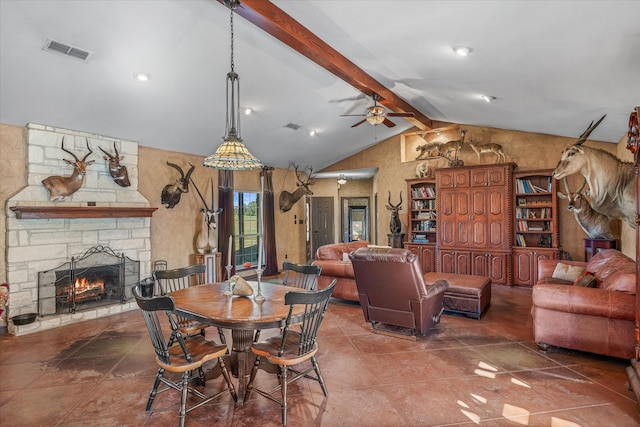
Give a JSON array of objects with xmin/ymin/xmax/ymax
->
[{"xmin": 10, "ymin": 205, "xmax": 157, "ymax": 219}]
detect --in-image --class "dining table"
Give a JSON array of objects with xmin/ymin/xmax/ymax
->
[{"xmin": 169, "ymin": 280, "xmax": 307, "ymax": 407}]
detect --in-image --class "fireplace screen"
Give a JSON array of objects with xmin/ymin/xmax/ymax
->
[{"xmin": 38, "ymin": 245, "xmax": 139, "ymax": 315}]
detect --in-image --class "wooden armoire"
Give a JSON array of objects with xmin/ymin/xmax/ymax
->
[{"xmin": 436, "ymin": 163, "xmax": 515, "ymax": 285}]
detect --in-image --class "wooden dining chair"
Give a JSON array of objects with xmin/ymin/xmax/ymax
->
[
  {"xmin": 281, "ymin": 261, "xmax": 322, "ymax": 290},
  {"xmin": 154, "ymin": 264, "xmax": 225, "ymax": 343},
  {"xmin": 254, "ymin": 261, "xmax": 323, "ymax": 343},
  {"xmin": 152, "ymin": 259, "xmax": 167, "ymax": 271},
  {"xmin": 244, "ymin": 279, "xmax": 337, "ymax": 426},
  {"xmin": 132, "ymin": 285, "xmax": 236, "ymax": 427}
]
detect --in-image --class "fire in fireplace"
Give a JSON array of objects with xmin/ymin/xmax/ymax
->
[{"xmin": 38, "ymin": 245, "xmax": 139, "ymax": 315}]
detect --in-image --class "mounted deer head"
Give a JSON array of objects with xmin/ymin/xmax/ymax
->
[
  {"xmin": 98, "ymin": 141, "xmax": 130, "ymax": 187},
  {"xmin": 42, "ymin": 137, "xmax": 95, "ymax": 202},
  {"xmin": 191, "ymin": 177, "xmax": 222, "ymax": 254},
  {"xmin": 386, "ymin": 191, "xmax": 403, "ymax": 233},
  {"xmin": 279, "ymin": 163, "xmax": 315, "ymax": 212},
  {"xmin": 161, "ymin": 162, "xmax": 195, "ymax": 208}
]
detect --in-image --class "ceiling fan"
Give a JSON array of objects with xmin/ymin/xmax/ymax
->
[{"xmin": 340, "ymin": 94, "xmax": 415, "ymax": 128}]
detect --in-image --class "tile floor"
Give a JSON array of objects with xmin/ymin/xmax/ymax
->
[{"xmin": 1, "ymin": 285, "xmax": 638, "ymax": 426}]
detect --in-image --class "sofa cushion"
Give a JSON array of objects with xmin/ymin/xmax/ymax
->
[
  {"xmin": 552, "ymin": 262, "xmax": 586, "ymax": 282},
  {"xmin": 586, "ymin": 249, "xmax": 635, "ymax": 283},
  {"xmin": 573, "ymin": 271, "xmax": 597, "ymax": 288},
  {"xmin": 603, "ymin": 272, "xmax": 636, "ymax": 295}
]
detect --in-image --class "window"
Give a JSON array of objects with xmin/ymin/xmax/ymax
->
[{"xmin": 233, "ymin": 192, "xmax": 261, "ymax": 268}]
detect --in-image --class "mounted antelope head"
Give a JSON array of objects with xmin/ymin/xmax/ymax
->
[
  {"xmin": 552, "ymin": 114, "xmax": 636, "ymax": 228},
  {"xmin": 386, "ymin": 191, "xmax": 403, "ymax": 233},
  {"xmin": 557, "ymin": 177, "xmax": 614, "ymax": 239},
  {"xmin": 161, "ymin": 162, "xmax": 195, "ymax": 208},
  {"xmin": 98, "ymin": 142, "xmax": 130, "ymax": 187},
  {"xmin": 191, "ymin": 177, "xmax": 222, "ymax": 254},
  {"xmin": 279, "ymin": 163, "xmax": 315, "ymax": 213},
  {"xmin": 42, "ymin": 137, "xmax": 95, "ymax": 202}
]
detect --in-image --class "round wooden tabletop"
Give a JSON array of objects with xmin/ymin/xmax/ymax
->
[{"xmin": 169, "ymin": 281, "xmax": 306, "ymax": 329}]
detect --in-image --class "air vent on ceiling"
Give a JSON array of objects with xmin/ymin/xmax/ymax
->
[
  {"xmin": 284, "ymin": 123, "xmax": 301, "ymax": 130},
  {"xmin": 42, "ymin": 38, "xmax": 93, "ymax": 62}
]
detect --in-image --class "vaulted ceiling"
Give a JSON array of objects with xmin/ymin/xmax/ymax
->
[{"xmin": 1, "ymin": 1, "xmax": 638, "ymax": 170}]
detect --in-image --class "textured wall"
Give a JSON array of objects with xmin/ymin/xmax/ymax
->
[
  {"xmin": 321, "ymin": 121, "xmax": 631, "ymax": 261},
  {"xmin": 0, "ymin": 124, "xmax": 26, "ymax": 284}
]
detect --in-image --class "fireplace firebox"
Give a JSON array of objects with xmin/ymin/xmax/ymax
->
[{"xmin": 38, "ymin": 246, "xmax": 139, "ymax": 315}]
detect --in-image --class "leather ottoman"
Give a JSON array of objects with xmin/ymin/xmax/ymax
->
[{"xmin": 424, "ymin": 272, "xmax": 491, "ymax": 319}]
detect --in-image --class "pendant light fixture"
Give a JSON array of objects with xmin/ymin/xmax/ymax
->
[{"xmin": 203, "ymin": 0, "xmax": 263, "ymax": 170}]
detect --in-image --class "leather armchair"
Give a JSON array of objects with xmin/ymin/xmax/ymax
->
[{"xmin": 349, "ymin": 247, "xmax": 448, "ymax": 336}]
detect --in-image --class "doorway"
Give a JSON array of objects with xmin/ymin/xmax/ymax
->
[
  {"xmin": 342, "ymin": 197, "xmax": 370, "ymax": 243},
  {"xmin": 310, "ymin": 197, "xmax": 334, "ymax": 259}
]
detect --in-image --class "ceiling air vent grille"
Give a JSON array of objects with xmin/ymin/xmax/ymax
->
[
  {"xmin": 284, "ymin": 123, "xmax": 301, "ymax": 130},
  {"xmin": 43, "ymin": 38, "xmax": 92, "ymax": 62}
]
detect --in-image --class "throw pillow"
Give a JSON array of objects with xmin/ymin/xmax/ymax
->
[
  {"xmin": 552, "ymin": 262, "xmax": 586, "ymax": 282},
  {"xmin": 573, "ymin": 271, "xmax": 597, "ymax": 287},
  {"xmin": 342, "ymin": 252, "xmax": 351, "ymax": 262}
]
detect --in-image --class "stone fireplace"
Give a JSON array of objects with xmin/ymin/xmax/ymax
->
[{"xmin": 6, "ymin": 123, "xmax": 155, "ymax": 335}]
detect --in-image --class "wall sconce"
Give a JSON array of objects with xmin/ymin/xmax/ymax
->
[{"xmin": 337, "ymin": 174, "xmax": 347, "ymax": 185}]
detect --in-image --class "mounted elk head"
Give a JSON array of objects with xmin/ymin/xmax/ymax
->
[
  {"xmin": 386, "ymin": 191, "xmax": 403, "ymax": 233},
  {"xmin": 98, "ymin": 142, "xmax": 130, "ymax": 187},
  {"xmin": 557, "ymin": 177, "xmax": 614, "ymax": 239},
  {"xmin": 553, "ymin": 114, "xmax": 636, "ymax": 228},
  {"xmin": 42, "ymin": 137, "xmax": 95, "ymax": 202},
  {"xmin": 191, "ymin": 177, "xmax": 222, "ymax": 254},
  {"xmin": 161, "ymin": 162, "xmax": 195, "ymax": 208},
  {"xmin": 279, "ymin": 164, "xmax": 315, "ymax": 213}
]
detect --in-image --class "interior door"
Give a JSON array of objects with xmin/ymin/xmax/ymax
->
[{"xmin": 311, "ymin": 197, "xmax": 334, "ymax": 259}]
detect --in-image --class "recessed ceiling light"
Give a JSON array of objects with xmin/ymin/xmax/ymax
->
[
  {"xmin": 309, "ymin": 130, "xmax": 317, "ymax": 136},
  {"xmin": 244, "ymin": 107, "xmax": 253, "ymax": 115},
  {"xmin": 133, "ymin": 72, "xmax": 150, "ymax": 82},
  {"xmin": 481, "ymin": 95, "xmax": 496, "ymax": 102},
  {"xmin": 453, "ymin": 46, "xmax": 473, "ymax": 56}
]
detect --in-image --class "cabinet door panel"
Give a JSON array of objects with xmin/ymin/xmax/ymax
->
[
  {"xmin": 470, "ymin": 190, "xmax": 487, "ymax": 247},
  {"xmin": 454, "ymin": 191, "xmax": 471, "ymax": 246},
  {"xmin": 453, "ymin": 170, "xmax": 470, "ymax": 188},
  {"xmin": 438, "ymin": 250, "xmax": 456, "ymax": 273},
  {"xmin": 456, "ymin": 251, "xmax": 471, "ymax": 275},
  {"xmin": 488, "ymin": 253, "xmax": 508, "ymax": 284},
  {"xmin": 514, "ymin": 250, "xmax": 534, "ymax": 285},
  {"xmin": 439, "ymin": 191, "xmax": 455, "ymax": 246},
  {"xmin": 470, "ymin": 168, "xmax": 488, "ymax": 187},
  {"xmin": 422, "ymin": 245, "xmax": 436, "ymax": 273},
  {"xmin": 488, "ymin": 189, "xmax": 508, "ymax": 248},
  {"xmin": 487, "ymin": 167, "xmax": 506, "ymax": 186}
]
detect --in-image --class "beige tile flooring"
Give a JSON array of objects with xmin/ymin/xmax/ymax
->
[{"xmin": 1, "ymin": 285, "xmax": 638, "ymax": 426}]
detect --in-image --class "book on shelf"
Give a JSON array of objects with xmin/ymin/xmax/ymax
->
[{"xmin": 516, "ymin": 234, "xmax": 527, "ymax": 247}]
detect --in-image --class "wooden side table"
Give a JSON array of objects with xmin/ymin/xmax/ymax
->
[{"xmin": 584, "ymin": 238, "xmax": 618, "ymax": 261}]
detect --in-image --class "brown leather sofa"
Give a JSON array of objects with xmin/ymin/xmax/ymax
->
[
  {"xmin": 531, "ymin": 249, "xmax": 637, "ymax": 359},
  {"xmin": 349, "ymin": 247, "xmax": 448, "ymax": 336},
  {"xmin": 312, "ymin": 240, "xmax": 370, "ymax": 302}
]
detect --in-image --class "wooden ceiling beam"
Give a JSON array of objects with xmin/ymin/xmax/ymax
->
[{"xmin": 220, "ymin": 0, "xmax": 432, "ymax": 131}]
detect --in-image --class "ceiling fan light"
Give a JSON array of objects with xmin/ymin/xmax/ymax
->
[{"xmin": 366, "ymin": 115, "xmax": 385, "ymax": 125}]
